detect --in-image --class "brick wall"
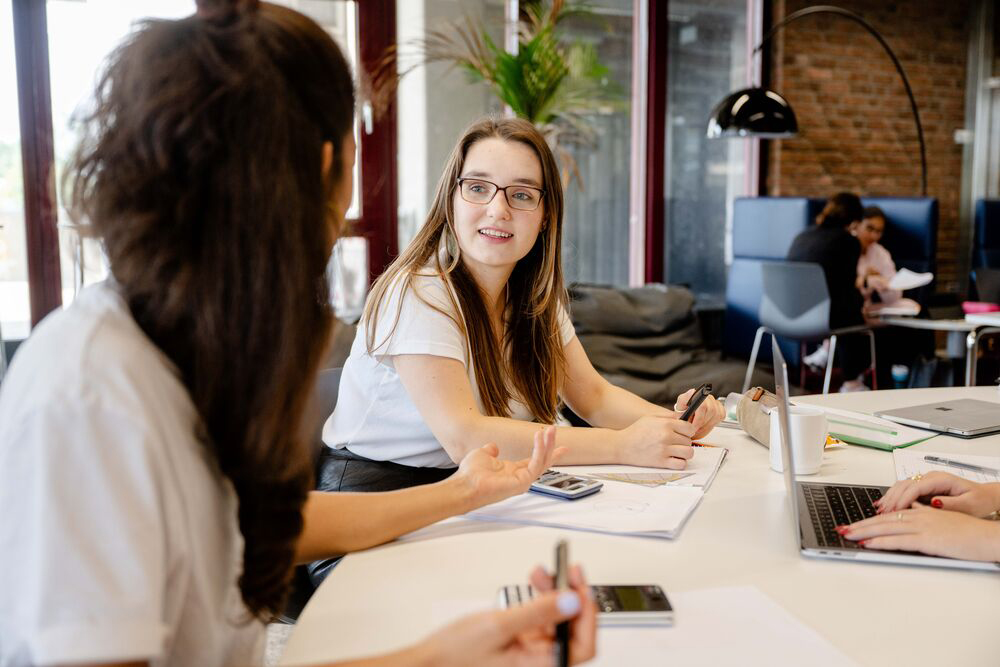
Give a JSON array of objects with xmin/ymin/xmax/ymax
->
[{"xmin": 766, "ymin": 0, "xmax": 973, "ymax": 291}]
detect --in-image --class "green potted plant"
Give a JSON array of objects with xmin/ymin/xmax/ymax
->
[{"xmin": 375, "ymin": 0, "xmax": 624, "ymax": 186}]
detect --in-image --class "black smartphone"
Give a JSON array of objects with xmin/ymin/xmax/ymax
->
[
  {"xmin": 498, "ymin": 583, "xmax": 674, "ymax": 627},
  {"xmin": 554, "ymin": 540, "xmax": 570, "ymax": 667},
  {"xmin": 679, "ymin": 382, "xmax": 713, "ymax": 422}
]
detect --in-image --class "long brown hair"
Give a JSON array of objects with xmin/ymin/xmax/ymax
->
[
  {"xmin": 365, "ymin": 117, "xmax": 567, "ymax": 423},
  {"xmin": 67, "ymin": 0, "xmax": 354, "ymax": 619}
]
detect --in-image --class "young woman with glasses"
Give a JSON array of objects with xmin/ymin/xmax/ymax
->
[
  {"xmin": 0, "ymin": 3, "xmax": 597, "ymax": 665},
  {"xmin": 318, "ymin": 118, "xmax": 725, "ymax": 533}
]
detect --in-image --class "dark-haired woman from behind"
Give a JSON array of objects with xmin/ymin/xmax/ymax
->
[
  {"xmin": 787, "ymin": 192, "xmax": 870, "ymax": 391},
  {"xmin": 0, "ymin": 2, "xmax": 595, "ymax": 666}
]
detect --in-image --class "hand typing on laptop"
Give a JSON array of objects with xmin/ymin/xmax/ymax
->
[{"xmin": 839, "ymin": 472, "xmax": 1000, "ymax": 562}]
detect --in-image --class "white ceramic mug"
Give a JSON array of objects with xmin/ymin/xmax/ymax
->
[{"xmin": 769, "ymin": 406, "xmax": 828, "ymax": 475}]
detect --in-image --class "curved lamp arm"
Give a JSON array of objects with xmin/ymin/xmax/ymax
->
[{"xmin": 755, "ymin": 5, "xmax": 927, "ymax": 196}]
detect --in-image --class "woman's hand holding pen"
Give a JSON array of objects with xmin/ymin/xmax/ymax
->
[
  {"xmin": 674, "ymin": 388, "xmax": 726, "ymax": 440},
  {"xmin": 418, "ymin": 564, "xmax": 597, "ymax": 667},
  {"xmin": 616, "ymin": 415, "xmax": 696, "ymax": 469},
  {"xmin": 872, "ymin": 471, "xmax": 1000, "ymax": 517}
]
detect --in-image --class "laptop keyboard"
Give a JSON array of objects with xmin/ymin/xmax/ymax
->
[{"xmin": 802, "ymin": 485, "xmax": 883, "ymax": 548}]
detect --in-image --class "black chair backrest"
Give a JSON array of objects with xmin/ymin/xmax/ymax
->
[
  {"xmin": 308, "ymin": 367, "xmax": 342, "ymax": 464},
  {"xmin": 972, "ymin": 267, "xmax": 1000, "ymax": 303},
  {"xmin": 759, "ymin": 262, "xmax": 831, "ymax": 340}
]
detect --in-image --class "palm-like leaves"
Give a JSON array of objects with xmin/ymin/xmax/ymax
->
[{"xmin": 373, "ymin": 1, "xmax": 623, "ymax": 187}]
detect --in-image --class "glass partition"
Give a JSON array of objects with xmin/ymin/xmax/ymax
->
[{"xmin": 664, "ymin": 0, "xmax": 751, "ymax": 302}]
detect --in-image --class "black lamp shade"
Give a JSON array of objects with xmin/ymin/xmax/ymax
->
[{"xmin": 706, "ymin": 87, "xmax": 798, "ymax": 139}]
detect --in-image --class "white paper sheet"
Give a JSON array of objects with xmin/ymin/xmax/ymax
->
[
  {"xmin": 465, "ymin": 481, "xmax": 704, "ymax": 539},
  {"xmin": 554, "ymin": 446, "xmax": 728, "ymax": 491},
  {"xmin": 966, "ymin": 311, "xmax": 1000, "ymax": 326},
  {"xmin": 588, "ymin": 586, "xmax": 856, "ymax": 667},
  {"xmin": 893, "ymin": 449, "xmax": 1000, "ymax": 483},
  {"xmin": 888, "ymin": 267, "xmax": 933, "ymax": 291}
]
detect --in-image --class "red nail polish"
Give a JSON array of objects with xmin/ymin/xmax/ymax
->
[
  {"xmin": 859, "ymin": 539, "xmax": 869, "ymax": 547},
  {"xmin": 931, "ymin": 498, "xmax": 943, "ymax": 508},
  {"xmin": 835, "ymin": 525, "xmax": 848, "ymax": 535}
]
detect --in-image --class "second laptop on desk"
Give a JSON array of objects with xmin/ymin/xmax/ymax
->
[{"xmin": 773, "ymin": 337, "xmax": 1000, "ymax": 571}]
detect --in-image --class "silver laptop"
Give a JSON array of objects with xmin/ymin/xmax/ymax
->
[
  {"xmin": 773, "ymin": 338, "xmax": 1000, "ymax": 570},
  {"xmin": 874, "ymin": 399, "xmax": 1000, "ymax": 438}
]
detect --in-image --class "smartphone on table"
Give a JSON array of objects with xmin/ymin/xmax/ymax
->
[
  {"xmin": 498, "ymin": 583, "xmax": 674, "ymax": 627},
  {"xmin": 529, "ymin": 470, "xmax": 603, "ymax": 500}
]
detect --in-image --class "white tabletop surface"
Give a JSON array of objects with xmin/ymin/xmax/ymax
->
[{"xmin": 281, "ymin": 387, "xmax": 1000, "ymax": 667}]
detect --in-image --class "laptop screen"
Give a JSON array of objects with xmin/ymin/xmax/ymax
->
[{"xmin": 772, "ymin": 337, "xmax": 803, "ymax": 542}]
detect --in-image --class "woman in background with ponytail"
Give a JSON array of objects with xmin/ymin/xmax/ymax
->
[{"xmin": 0, "ymin": 2, "xmax": 595, "ymax": 666}]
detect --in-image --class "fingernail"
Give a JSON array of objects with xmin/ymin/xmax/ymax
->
[
  {"xmin": 931, "ymin": 498, "xmax": 943, "ymax": 508},
  {"xmin": 835, "ymin": 525, "xmax": 848, "ymax": 535},
  {"xmin": 859, "ymin": 539, "xmax": 869, "ymax": 547},
  {"xmin": 557, "ymin": 591, "xmax": 581, "ymax": 615}
]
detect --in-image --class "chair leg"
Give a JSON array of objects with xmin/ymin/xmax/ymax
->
[
  {"xmin": 743, "ymin": 326, "xmax": 768, "ymax": 393},
  {"xmin": 799, "ymin": 341, "xmax": 807, "ymax": 389},
  {"xmin": 823, "ymin": 335, "xmax": 838, "ymax": 395},
  {"xmin": 867, "ymin": 330, "xmax": 877, "ymax": 390}
]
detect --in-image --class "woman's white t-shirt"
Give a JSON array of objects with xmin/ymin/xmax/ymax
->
[
  {"xmin": 323, "ymin": 271, "xmax": 575, "ymax": 468},
  {"xmin": 0, "ymin": 284, "xmax": 264, "ymax": 667}
]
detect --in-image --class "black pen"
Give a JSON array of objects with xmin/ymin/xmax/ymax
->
[
  {"xmin": 680, "ymin": 383, "xmax": 713, "ymax": 422},
  {"xmin": 554, "ymin": 540, "xmax": 570, "ymax": 667}
]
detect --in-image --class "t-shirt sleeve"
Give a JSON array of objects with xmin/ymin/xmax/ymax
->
[
  {"xmin": 0, "ymin": 399, "xmax": 169, "ymax": 665},
  {"xmin": 558, "ymin": 304, "xmax": 577, "ymax": 346},
  {"xmin": 367, "ymin": 274, "xmax": 467, "ymax": 365}
]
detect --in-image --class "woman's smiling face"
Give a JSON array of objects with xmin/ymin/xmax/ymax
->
[{"xmin": 452, "ymin": 137, "xmax": 544, "ymax": 281}]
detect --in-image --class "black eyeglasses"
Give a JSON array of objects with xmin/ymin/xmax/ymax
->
[{"xmin": 456, "ymin": 178, "xmax": 545, "ymax": 212}]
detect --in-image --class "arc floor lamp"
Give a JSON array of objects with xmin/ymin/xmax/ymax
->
[{"xmin": 706, "ymin": 4, "xmax": 928, "ymax": 196}]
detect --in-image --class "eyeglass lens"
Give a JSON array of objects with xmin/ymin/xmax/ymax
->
[{"xmin": 459, "ymin": 179, "xmax": 542, "ymax": 211}]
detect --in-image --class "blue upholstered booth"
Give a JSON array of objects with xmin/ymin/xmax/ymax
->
[
  {"xmin": 723, "ymin": 196, "xmax": 938, "ymax": 367},
  {"xmin": 973, "ymin": 199, "xmax": 1000, "ymax": 269}
]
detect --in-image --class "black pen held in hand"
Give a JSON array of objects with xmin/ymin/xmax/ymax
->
[
  {"xmin": 554, "ymin": 540, "xmax": 570, "ymax": 667},
  {"xmin": 679, "ymin": 383, "xmax": 713, "ymax": 422}
]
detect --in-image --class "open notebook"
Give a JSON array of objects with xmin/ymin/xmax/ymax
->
[{"xmin": 465, "ymin": 480, "xmax": 704, "ymax": 539}]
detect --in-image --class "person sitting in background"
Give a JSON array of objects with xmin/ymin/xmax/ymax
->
[
  {"xmin": 0, "ymin": 3, "xmax": 597, "ymax": 665},
  {"xmin": 841, "ymin": 471, "xmax": 1000, "ymax": 562},
  {"xmin": 788, "ymin": 192, "xmax": 869, "ymax": 391},
  {"xmin": 852, "ymin": 206, "xmax": 903, "ymax": 309}
]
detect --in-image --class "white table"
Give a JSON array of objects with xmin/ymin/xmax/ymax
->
[{"xmin": 282, "ymin": 387, "xmax": 1000, "ymax": 667}]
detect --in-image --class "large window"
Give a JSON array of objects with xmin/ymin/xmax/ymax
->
[
  {"xmin": 395, "ymin": 0, "xmax": 501, "ymax": 249},
  {"xmin": 0, "ymin": 0, "xmax": 27, "ymax": 340},
  {"xmin": 46, "ymin": 1, "xmax": 196, "ymax": 304},
  {"xmin": 664, "ymin": 0, "xmax": 753, "ymax": 302},
  {"xmin": 559, "ymin": 1, "xmax": 634, "ymax": 287},
  {"xmin": 395, "ymin": 0, "xmax": 637, "ymax": 287}
]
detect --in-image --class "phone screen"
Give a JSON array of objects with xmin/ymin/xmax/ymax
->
[{"xmin": 595, "ymin": 585, "xmax": 672, "ymax": 613}]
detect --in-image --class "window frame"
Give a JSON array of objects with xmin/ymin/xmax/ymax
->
[{"xmin": 10, "ymin": 0, "xmax": 399, "ymax": 331}]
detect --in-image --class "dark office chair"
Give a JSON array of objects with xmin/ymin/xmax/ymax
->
[
  {"xmin": 971, "ymin": 267, "xmax": 1000, "ymax": 304},
  {"xmin": 278, "ymin": 366, "xmax": 342, "ymax": 624},
  {"xmin": 742, "ymin": 262, "xmax": 877, "ymax": 394}
]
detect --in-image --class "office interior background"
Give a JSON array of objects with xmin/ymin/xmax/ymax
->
[{"xmin": 1, "ymin": 0, "xmax": 998, "ymax": 382}]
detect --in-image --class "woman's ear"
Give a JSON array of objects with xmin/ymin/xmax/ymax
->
[{"xmin": 321, "ymin": 141, "xmax": 334, "ymax": 179}]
